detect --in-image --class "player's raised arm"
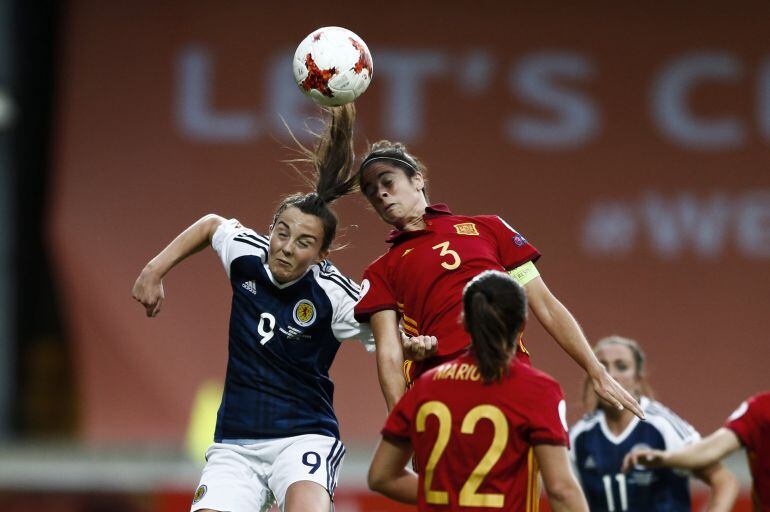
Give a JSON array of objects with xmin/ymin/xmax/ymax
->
[
  {"xmin": 623, "ymin": 427, "xmax": 742, "ymax": 472},
  {"xmin": 523, "ymin": 276, "xmax": 644, "ymax": 419},
  {"xmin": 132, "ymin": 214, "xmax": 225, "ymax": 317}
]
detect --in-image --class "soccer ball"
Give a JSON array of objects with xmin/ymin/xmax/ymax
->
[{"xmin": 293, "ymin": 27, "xmax": 373, "ymax": 107}]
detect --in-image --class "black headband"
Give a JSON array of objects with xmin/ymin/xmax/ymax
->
[{"xmin": 359, "ymin": 152, "xmax": 419, "ymax": 174}]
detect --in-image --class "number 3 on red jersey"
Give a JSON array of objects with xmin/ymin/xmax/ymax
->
[
  {"xmin": 432, "ymin": 241, "xmax": 461, "ymax": 270},
  {"xmin": 417, "ymin": 400, "xmax": 507, "ymax": 508}
]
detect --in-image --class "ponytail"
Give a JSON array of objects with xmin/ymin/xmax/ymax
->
[
  {"xmin": 462, "ymin": 271, "xmax": 527, "ymax": 384},
  {"xmin": 276, "ymin": 104, "xmax": 358, "ymax": 251}
]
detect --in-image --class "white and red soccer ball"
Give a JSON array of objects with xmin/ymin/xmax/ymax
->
[{"xmin": 293, "ymin": 26, "xmax": 373, "ymax": 107}]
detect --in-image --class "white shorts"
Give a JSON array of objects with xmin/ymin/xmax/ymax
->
[{"xmin": 190, "ymin": 434, "xmax": 345, "ymax": 512}]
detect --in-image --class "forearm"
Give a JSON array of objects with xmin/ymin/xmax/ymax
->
[
  {"xmin": 371, "ymin": 310, "xmax": 407, "ymax": 411},
  {"xmin": 536, "ymin": 298, "xmax": 601, "ymax": 375},
  {"xmin": 142, "ymin": 214, "xmax": 224, "ymax": 278},
  {"xmin": 665, "ymin": 429, "xmax": 741, "ymax": 470},
  {"xmin": 377, "ymin": 348, "xmax": 406, "ymax": 411}
]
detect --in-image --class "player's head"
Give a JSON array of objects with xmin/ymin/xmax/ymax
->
[
  {"xmin": 462, "ymin": 270, "xmax": 527, "ymax": 384},
  {"xmin": 269, "ymin": 104, "xmax": 358, "ymax": 283},
  {"xmin": 358, "ymin": 141, "xmax": 429, "ymax": 227},
  {"xmin": 586, "ymin": 335, "xmax": 652, "ymax": 411}
]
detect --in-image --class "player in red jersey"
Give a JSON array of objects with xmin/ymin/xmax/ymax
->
[
  {"xmin": 354, "ymin": 140, "xmax": 643, "ymax": 419},
  {"xmin": 368, "ymin": 270, "xmax": 588, "ymax": 511},
  {"xmin": 624, "ymin": 391, "xmax": 770, "ymax": 512}
]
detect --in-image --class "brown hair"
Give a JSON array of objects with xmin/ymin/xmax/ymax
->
[
  {"xmin": 358, "ymin": 140, "xmax": 429, "ymax": 201},
  {"xmin": 276, "ymin": 104, "xmax": 358, "ymax": 251},
  {"xmin": 462, "ymin": 270, "xmax": 527, "ymax": 384}
]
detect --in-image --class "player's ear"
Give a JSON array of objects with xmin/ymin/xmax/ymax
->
[
  {"xmin": 315, "ymin": 249, "xmax": 329, "ymax": 263},
  {"xmin": 411, "ymin": 171, "xmax": 424, "ymax": 191}
]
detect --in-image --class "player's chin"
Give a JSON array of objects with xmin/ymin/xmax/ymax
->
[
  {"xmin": 269, "ymin": 264, "xmax": 294, "ymax": 283},
  {"xmin": 597, "ymin": 398, "xmax": 617, "ymax": 411}
]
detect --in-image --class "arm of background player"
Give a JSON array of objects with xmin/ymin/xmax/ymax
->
[
  {"xmin": 367, "ymin": 437, "xmax": 417, "ymax": 504},
  {"xmin": 535, "ymin": 444, "xmax": 589, "ymax": 512},
  {"xmin": 370, "ymin": 310, "xmax": 407, "ymax": 411},
  {"xmin": 623, "ymin": 428, "xmax": 742, "ymax": 471},
  {"xmin": 132, "ymin": 214, "xmax": 225, "ymax": 317},
  {"xmin": 524, "ymin": 276, "xmax": 644, "ymax": 420},
  {"xmin": 693, "ymin": 462, "xmax": 740, "ymax": 512}
]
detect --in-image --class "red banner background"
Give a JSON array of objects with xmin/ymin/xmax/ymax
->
[{"xmin": 50, "ymin": 1, "xmax": 770, "ymax": 448}]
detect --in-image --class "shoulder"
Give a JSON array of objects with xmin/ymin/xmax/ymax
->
[
  {"xmin": 727, "ymin": 391, "xmax": 770, "ymax": 425},
  {"xmin": 312, "ymin": 260, "xmax": 362, "ymax": 303},
  {"xmin": 363, "ymin": 249, "xmax": 393, "ymax": 273},
  {"xmin": 472, "ymin": 214, "xmax": 516, "ymax": 229},
  {"xmin": 214, "ymin": 218, "xmax": 268, "ymax": 246},
  {"xmin": 643, "ymin": 397, "xmax": 700, "ymax": 445},
  {"xmin": 749, "ymin": 391, "xmax": 770, "ymax": 414},
  {"xmin": 570, "ymin": 410, "xmax": 603, "ymax": 443},
  {"xmin": 511, "ymin": 362, "xmax": 563, "ymax": 395}
]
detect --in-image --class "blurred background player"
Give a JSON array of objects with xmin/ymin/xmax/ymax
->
[
  {"xmin": 570, "ymin": 336, "xmax": 738, "ymax": 511},
  {"xmin": 132, "ymin": 105, "xmax": 373, "ymax": 512},
  {"xmin": 624, "ymin": 391, "xmax": 770, "ymax": 512},
  {"xmin": 367, "ymin": 270, "xmax": 589, "ymax": 512},
  {"xmin": 353, "ymin": 140, "xmax": 642, "ymax": 419}
]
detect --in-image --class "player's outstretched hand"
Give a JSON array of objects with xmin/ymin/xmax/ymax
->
[
  {"xmin": 622, "ymin": 449, "xmax": 664, "ymax": 472},
  {"xmin": 132, "ymin": 269, "xmax": 164, "ymax": 318},
  {"xmin": 403, "ymin": 335, "xmax": 438, "ymax": 361},
  {"xmin": 591, "ymin": 368, "xmax": 645, "ymax": 420}
]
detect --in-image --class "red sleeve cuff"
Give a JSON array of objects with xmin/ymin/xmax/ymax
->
[
  {"xmin": 381, "ymin": 430, "xmax": 411, "ymax": 443},
  {"xmin": 504, "ymin": 251, "xmax": 541, "ymax": 271},
  {"xmin": 354, "ymin": 303, "xmax": 398, "ymax": 322}
]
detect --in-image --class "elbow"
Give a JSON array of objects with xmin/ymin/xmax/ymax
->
[
  {"xmin": 545, "ymin": 480, "xmax": 587, "ymax": 511},
  {"xmin": 367, "ymin": 468, "xmax": 385, "ymax": 494},
  {"xmin": 711, "ymin": 468, "xmax": 741, "ymax": 501}
]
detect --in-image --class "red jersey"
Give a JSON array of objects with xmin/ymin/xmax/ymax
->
[
  {"xmin": 355, "ymin": 204, "xmax": 540, "ymax": 357},
  {"xmin": 725, "ymin": 391, "xmax": 770, "ymax": 511},
  {"xmin": 382, "ymin": 350, "xmax": 568, "ymax": 512}
]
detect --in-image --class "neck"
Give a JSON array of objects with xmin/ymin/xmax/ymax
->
[
  {"xmin": 604, "ymin": 406, "xmax": 635, "ymax": 435},
  {"xmin": 397, "ymin": 199, "xmax": 429, "ymax": 231}
]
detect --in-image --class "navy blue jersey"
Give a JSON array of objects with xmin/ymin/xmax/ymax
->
[
  {"xmin": 569, "ymin": 396, "xmax": 700, "ymax": 512},
  {"xmin": 211, "ymin": 219, "xmax": 373, "ymax": 441}
]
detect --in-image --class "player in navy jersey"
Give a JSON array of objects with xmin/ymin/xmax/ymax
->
[
  {"xmin": 368, "ymin": 271, "xmax": 588, "ymax": 511},
  {"xmin": 132, "ymin": 105, "xmax": 373, "ymax": 512},
  {"xmin": 353, "ymin": 140, "xmax": 643, "ymax": 422},
  {"xmin": 624, "ymin": 391, "xmax": 770, "ymax": 511},
  {"xmin": 570, "ymin": 336, "xmax": 738, "ymax": 512}
]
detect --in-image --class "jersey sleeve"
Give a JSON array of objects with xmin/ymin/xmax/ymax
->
[
  {"xmin": 646, "ymin": 401, "xmax": 701, "ymax": 450},
  {"xmin": 526, "ymin": 379, "xmax": 570, "ymax": 447},
  {"xmin": 354, "ymin": 257, "xmax": 398, "ymax": 322},
  {"xmin": 315, "ymin": 263, "xmax": 376, "ymax": 351},
  {"xmin": 381, "ymin": 386, "xmax": 417, "ymax": 442},
  {"xmin": 211, "ymin": 218, "xmax": 268, "ymax": 277},
  {"xmin": 477, "ymin": 215, "xmax": 540, "ymax": 270},
  {"xmin": 725, "ymin": 394, "xmax": 767, "ymax": 451}
]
